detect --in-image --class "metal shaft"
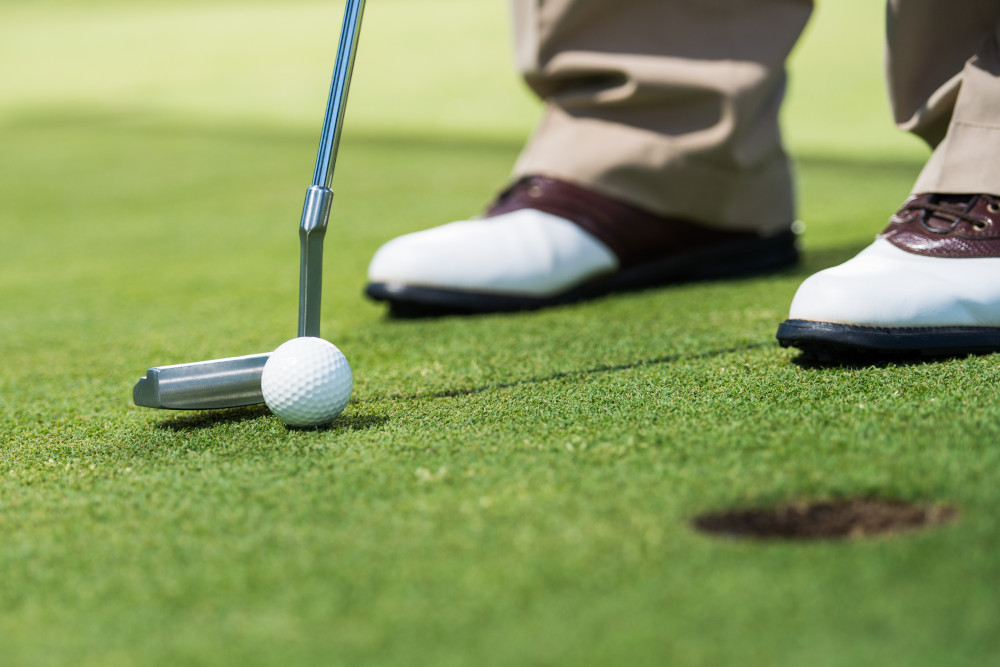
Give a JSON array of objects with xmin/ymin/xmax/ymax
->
[{"xmin": 298, "ymin": 0, "xmax": 366, "ymax": 338}]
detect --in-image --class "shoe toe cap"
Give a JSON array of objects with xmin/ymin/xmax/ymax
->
[
  {"xmin": 789, "ymin": 238, "xmax": 1000, "ymax": 327},
  {"xmin": 367, "ymin": 210, "xmax": 618, "ymax": 297}
]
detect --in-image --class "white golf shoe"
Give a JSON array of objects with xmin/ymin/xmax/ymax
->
[
  {"xmin": 777, "ymin": 193, "xmax": 1000, "ymax": 357},
  {"xmin": 367, "ymin": 208, "xmax": 618, "ymax": 303},
  {"xmin": 366, "ymin": 176, "xmax": 798, "ymax": 315}
]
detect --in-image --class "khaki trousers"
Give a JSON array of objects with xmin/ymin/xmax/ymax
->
[{"xmin": 510, "ymin": 0, "xmax": 1000, "ymax": 234}]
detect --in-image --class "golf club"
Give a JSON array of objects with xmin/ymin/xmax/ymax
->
[{"xmin": 133, "ymin": 0, "xmax": 366, "ymax": 410}]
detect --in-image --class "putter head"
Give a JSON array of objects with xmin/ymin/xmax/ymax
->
[{"xmin": 133, "ymin": 352, "xmax": 269, "ymax": 410}]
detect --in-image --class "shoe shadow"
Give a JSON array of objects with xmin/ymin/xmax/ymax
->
[{"xmin": 789, "ymin": 350, "xmax": 988, "ymax": 370}]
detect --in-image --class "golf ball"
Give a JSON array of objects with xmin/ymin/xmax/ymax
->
[{"xmin": 261, "ymin": 337, "xmax": 353, "ymax": 427}]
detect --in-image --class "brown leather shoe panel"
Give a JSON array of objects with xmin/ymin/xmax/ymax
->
[
  {"xmin": 881, "ymin": 194, "xmax": 1000, "ymax": 258},
  {"xmin": 486, "ymin": 176, "xmax": 769, "ymax": 268}
]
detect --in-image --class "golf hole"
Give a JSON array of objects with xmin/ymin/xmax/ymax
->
[{"xmin": 692, "ymin": 498, "xmax": 957, "ymax": 540}]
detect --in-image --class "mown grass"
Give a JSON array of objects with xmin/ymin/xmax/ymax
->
[{"xmin": 1, "ymin": 1, "xmax": 998, "ymax": 666}]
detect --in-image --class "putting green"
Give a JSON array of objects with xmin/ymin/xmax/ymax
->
[{"xmin": 1, "ymin": 2, "xmax": 996, "ymax": 666}]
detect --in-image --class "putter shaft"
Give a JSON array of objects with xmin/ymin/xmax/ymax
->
[{"xmin": 299, "ymin": 0, "xmax": 366, "ymax": 337}]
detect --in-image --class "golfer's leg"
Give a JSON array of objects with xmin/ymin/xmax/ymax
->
[
  {"xmin": 778, "ymin": 1, "xmax": 1000, "ymax": 357},
  {"xmin": 511, "ymin": 0, "xmax": 813, "ymax": 235},
  {"xmin": 886, "ymin": 0, "xmax": 1000, "ymax": 195},
  {"xmin": 366, "ymin": 0, "xmax": 813, "ymax": 315}
]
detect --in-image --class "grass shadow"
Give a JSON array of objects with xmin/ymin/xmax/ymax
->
[
  {"xmin": 156, "ymin": 404, "xmax": 390, "ymax": 433},
  {"xmin": 156, "ymin": 404, "xmax": 271, "ymax": 431},
  {"xmin": 287, "ymin": 412, "xmax": 390, "ymax": 433},
  {"xmin": 3, "ymin": 110, "xmax": 524, "ymax": 156}
]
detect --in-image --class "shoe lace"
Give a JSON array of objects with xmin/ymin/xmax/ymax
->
[{"xmin": 897, "ymin": 194, "xmax": 999, "ymax": 232}]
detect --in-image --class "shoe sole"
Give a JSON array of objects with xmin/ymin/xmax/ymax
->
[
  {"xmin": 366, "ymin": 230, "xmax": 798, "ymax": 317},
  {"xmin": 776, "ymin": 319, "xmax": 1000, "ymax": 360}
]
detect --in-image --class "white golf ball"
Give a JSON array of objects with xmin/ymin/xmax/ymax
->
[{"xmin": 261, "ymin": 337, "xmax": 353, "ymax": 427}]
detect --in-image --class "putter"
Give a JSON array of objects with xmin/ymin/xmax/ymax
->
[{"xmin": 133, "ymin": 0, "xmax": 366, "ymax": 410}]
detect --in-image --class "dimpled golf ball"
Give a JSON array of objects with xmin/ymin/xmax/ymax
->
[{"xmin": 261, "ymin": 337, "xmax": 353, "ymax": 427}]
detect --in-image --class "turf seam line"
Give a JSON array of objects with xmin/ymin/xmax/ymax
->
[{"xmin": 387, "ymin": 342, "xmax": 770, "ymax": 401}]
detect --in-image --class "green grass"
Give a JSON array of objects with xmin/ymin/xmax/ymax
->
[{"xmin": 2, "ymin": 1, "xmax": 997, "ymax": 665}]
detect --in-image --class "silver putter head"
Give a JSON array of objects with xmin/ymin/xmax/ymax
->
[{"xmin": 133, "ymin": 353, "xmax": 269, "ymax": 410}]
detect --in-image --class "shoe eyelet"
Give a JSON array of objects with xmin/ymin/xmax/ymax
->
[
  {"xmin": 987, "ymin": 202, "xmax": 1000, "ymax": 214},
  {"xmin": 527, "ymin": 185, "xmax": 543, "ymax": 198},
  {"xmin": 973, "ymin": 219, "xmax": 992, "ymax": 231}
]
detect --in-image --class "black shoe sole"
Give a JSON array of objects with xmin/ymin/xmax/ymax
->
[
  {"xmin": 366, "ymin": 230, "xmax": 799, "ymax": 317},
  {"xmin": 776, "ymin": 319, "xmax": 1000, "ymax": 360}
]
